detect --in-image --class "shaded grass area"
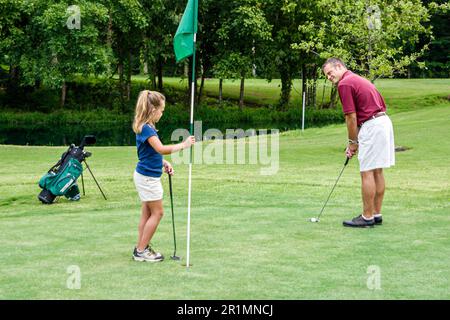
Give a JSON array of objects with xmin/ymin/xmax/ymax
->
[{"xmin": 0, "ymin": 104, "xmax": 449, "ymax": 299}]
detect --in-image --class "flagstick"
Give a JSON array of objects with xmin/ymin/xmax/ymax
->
[{"xmin": 186, "ymin": 31, "xmax": 196, "ymax": 269}]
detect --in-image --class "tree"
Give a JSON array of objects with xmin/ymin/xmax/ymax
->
[
  {"xmin": 213, "ymin": 0, "xmax": 272, "ymax": 109},
  {"xmin": 261, "ymin": 0, "xmax": 314, "ymax": 108},
  {"xmin": 0, "ymin": 0, "xmax": 30, "ymax": 97},
  {"xmin": 418, "ymin": 0, "xmax": 450, "ymax": 77},
  {"xmin": 293, "ymin": 0, "xmax": 433, "ymax": 82},
  {"xmin": 102, "ymin": 0, "xmax": 147, "ymax": 105},
  {"xmin": 196, "ymin": 0, "xmax": 228, "ymax": 104},
  {"xmin": 1, "ymin": 0, "xmax": 111, "ymax": 107},
  {"xmin": 140, "ymin": 0, "xmax": 181, "ymax": 91},
  {"xmin": 35, "ymin": 1, "xmax": 111, "ymax": 107}
]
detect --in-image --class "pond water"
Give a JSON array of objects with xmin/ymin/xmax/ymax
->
[{"xmin": 0, "ymin": 121, "xmax": 302, "ymax": 146}]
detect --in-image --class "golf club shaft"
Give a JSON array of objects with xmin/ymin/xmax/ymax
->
[
  {"xmin": 168, "ymin": 173, "xmax": 177, "ymax": 256},
  {"xmin": 316, "ymin": 157, "xmax": 350, "ymax": 220}
]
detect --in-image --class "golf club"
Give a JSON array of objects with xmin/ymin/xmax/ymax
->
[
  {"xmin": 168, "ymin": 173, "xmax": 181, "ymax": 260},
  {"xmin": 310, "ymin": 157, "xmax": 350, "ymax": 223}
]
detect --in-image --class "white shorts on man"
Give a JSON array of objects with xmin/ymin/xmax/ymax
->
[{"xmin": 357, "ymin": 115, "xmax": 395, "ymax": 172}]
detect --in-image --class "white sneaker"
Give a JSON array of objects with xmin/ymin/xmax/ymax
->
[
  {"xmin": 132, "ymin": 247, "xmax": 164, "ymax": 262},
  {"xmin": 146, "ymin": 245, "xmax": 164, "ymax": 260}
]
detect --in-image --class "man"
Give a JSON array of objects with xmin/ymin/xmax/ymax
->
[{"xmin": 322, "ymin": 57, "xmax": 395, "ymax": 228}]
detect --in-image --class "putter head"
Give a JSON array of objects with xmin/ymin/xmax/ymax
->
[
  {"xmin": 309, "ymin": 217, "xmax": 320, "ymax": 223},
  {"xmin": 171, "ymin": 255, "xmax": 181, "ymax": 261}
]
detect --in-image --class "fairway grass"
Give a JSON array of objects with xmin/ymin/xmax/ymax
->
[
  {"xmin": 160, "ymin": 77, "xmax": 449, "ymax": 112},
  {"xmin": 0, "ymin": 103, "xmax": 449, "ymax": 299}
]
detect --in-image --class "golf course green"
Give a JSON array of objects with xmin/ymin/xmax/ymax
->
[{"xmin": 0, "ymin": 80, "xmax": 449, "ymax": 299}]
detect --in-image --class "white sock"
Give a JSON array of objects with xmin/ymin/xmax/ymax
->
[
  {"xmin": 373, "ymin": 213, "xmax": 382, "ymax": 218},
  {"xmin": 362, "ymin": 214, "xmax": 374, "ymax": 221}
]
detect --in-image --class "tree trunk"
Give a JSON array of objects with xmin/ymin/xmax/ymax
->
[
  {"xmin": 320, "ymin": 79, "xmax": 326, "ymax": 109},
  {"xmin": 126, "ymin": 51, "xmax": 132, "ymax": 101},
  {"xmin": 279, "ymin": 70, "xmax": 292, "ymax": 109},
  {"xmin": 239, "ymin": 75, "xmax": 245, "ymax": 110},
  {"xmin": 184, "ymin": 60, "xmax": 189, "ymax": 78},
  {"xmin": 60, "ymin": 81, "xmax": 67, "ymax": 108},
  {"xmin": 197, "ymin": 69, "xmax": 205, "ymax": 105},
  {"xmin": 157, "ymin": 55, "xmax": 163, "ymax": 91},
  {"xmin": 118, "ymin": 60, "xmax": 124, "ymax": 94},
  {"xmin": 151, "ymin": 73, "xmax": 157, "ymax": 90},
  {"xmin": 312, "ymin": 66, "xmax": 317, "ymax": 109},
  {"xmin": 107, "ymin": 10, "xmax": 112, "ymax": 48},
  {"xmin": 6, "ymin": 65, "xmax": 20, "ymax": 98},
  {"xmin": 329, "ymin": 85, "xmax": 339, "ymax": 109},
  {"xmin": 118, "ymin": 51, "xmax": 125, "ymax": 110},
  {"xmin": 306, "ymin": 66, "xmax": 311, "ymax": 108},
  {"xmin": 219, "ymin": 79, "xmax": 223, "ymax": 105}
]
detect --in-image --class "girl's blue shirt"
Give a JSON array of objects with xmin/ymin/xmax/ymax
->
[{"xmin": 135, "ymin": 124, "xmax": 163, "ymax": 177}]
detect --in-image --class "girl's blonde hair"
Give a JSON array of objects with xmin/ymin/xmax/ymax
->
[{"xmin": 132, "ymin": 90, "xmax": 166, "ymax": 134}]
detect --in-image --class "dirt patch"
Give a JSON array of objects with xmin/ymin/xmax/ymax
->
[{"xmin": 395, "ymin": 146, "xmax": 412, "ymax": 152}]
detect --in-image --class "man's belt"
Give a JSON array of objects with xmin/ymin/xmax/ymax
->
[{"xmin": 358, "ymin": 112, "xmax": 386, "ymax": 128}]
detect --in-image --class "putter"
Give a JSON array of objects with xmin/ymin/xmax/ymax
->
[
  {"xmin": 310, "ymin": 157, "xmax": 350, "ymax": 223},
  {"xmin": 168, "ymin": 173, "xmax": 181, "ymax": 260}
]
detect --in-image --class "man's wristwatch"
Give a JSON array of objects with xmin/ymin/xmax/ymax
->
[{"xmin": 348, "ymin": 139, "xmax": 358, "ymax": 145}]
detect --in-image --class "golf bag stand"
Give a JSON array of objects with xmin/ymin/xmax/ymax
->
[{"xmin": 82, "ymin": 159, "xmax": 107, "ymax": 200}]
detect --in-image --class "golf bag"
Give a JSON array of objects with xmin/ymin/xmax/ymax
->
[{"xmin": 38, "ymin": 135, "xmax": 97, "ymax": 204}]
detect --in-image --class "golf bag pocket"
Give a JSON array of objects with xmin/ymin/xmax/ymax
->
[{"xmin": 39, "ymin": 158, "xmax": 83, "ymax": 197}]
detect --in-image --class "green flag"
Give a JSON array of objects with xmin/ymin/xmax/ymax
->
[{"xmin": 173, "ymin": 0, "xmax": 198, "ymax": 63}]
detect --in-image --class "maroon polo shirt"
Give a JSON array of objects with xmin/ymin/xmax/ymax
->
[{"xmin": 337, "ymin": 71, "xmax": 387, "ymax": 126}]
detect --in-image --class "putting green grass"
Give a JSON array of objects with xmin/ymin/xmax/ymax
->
[{"xmin": 0, "ymin": 103, "xmax": 449, "ymax": 299}]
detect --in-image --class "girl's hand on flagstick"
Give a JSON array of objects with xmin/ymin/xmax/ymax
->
[{"xmin": 183, "ymin": 136, "xmax": 196, "ymax": 148}]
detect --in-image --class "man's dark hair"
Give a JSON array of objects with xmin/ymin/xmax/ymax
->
[{"xmin": 322, "ymin": 58, "xmax": 347, "ymax": 71}]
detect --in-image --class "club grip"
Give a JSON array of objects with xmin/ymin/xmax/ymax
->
[{"xmin": 344, "ymin": 157, "xmax": 350, "ymax": 166}]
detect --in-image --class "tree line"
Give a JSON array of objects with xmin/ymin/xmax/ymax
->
[{"xmin": 1, "ymin": 0, "xmax": 448, "ymax": 110}]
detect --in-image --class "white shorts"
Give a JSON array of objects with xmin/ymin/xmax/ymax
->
[
  {"xmin": 358, "ymin": 115, "xmax": 395, "ymax": 172},
  {"xmin": 133, "ymin": 171, "xmax": 163, "ymax": 202}
]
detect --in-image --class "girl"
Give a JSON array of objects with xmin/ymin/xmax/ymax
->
[{"xmin": 132, "ymin": 90, "xmax": 195, "ymax": 262}]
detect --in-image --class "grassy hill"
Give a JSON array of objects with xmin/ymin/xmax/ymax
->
[{"xmin": 161, "ymin": 77, "xmax": 450, "ymax": 112}]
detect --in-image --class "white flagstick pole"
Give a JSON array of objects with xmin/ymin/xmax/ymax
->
[
  {"xmin": 302, "ymin": 91, "xmax": 306, "ymax": 132},
  {"xmin": 186, "ymin": 31, "xmax": 197, "ymax": 269}
]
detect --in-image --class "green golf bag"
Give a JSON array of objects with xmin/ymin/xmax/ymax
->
[{"xmin": 38, "ymin": 158, "xmax": 83, "ymax": 203}]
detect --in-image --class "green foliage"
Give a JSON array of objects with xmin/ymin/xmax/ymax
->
[
  {"xmin": 292, "ymin": 0, "xmax": 433, "ymax": 81},
  {"xmin": 212, "ymin": 53, "xmax": 252, "ymax": 80},
  {"xmin": 0, "ymin": 0, "xmax": 447, "ymax": 113},
  {"xmin": 3, "ymin": 0, "xmax": 112, "ymax": 89},
  {"xmin": 213, "ymin": 0, "xmax": 272, "ymax": 80},
  {"xmin": 420, "ymin": 0, "xmax": 450, "ymax": 77},
  {"xmin": 259, "ymin": 0, "xmax": 315, "ymax": 106}
]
